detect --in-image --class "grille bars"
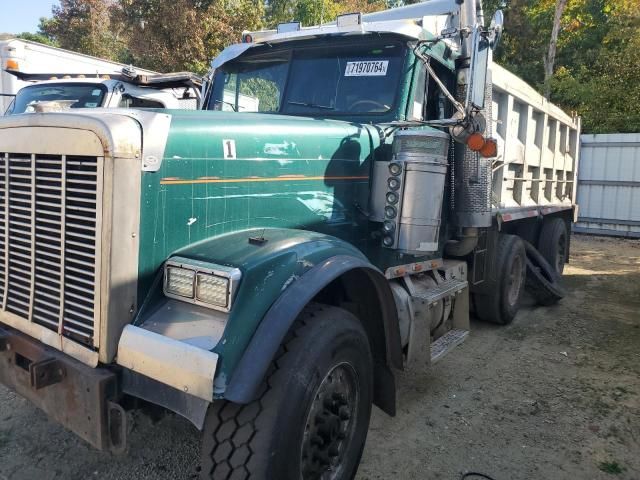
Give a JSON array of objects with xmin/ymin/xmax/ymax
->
[
  {"xmin": 0, "ymin": 153, "xmax": 99, "ymax": 349},
  {"xmin": 1, "ymin": 154, "xmax": 8, "ymax": 309},
  {"xmin": 58, "ymin": 154, "xmax": 66, "ymax": 336}
]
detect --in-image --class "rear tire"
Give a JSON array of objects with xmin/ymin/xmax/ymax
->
[
  {"xmin": 537, "ymin": 218, "xmax": 568, "ymax": 274},
  {"xmin": 474, "ymin": 234, "xmax": 526, "ymax": 325},
  {"xmin": 200, "ymin": 303, "xmax": 373, "ymax": 480}
]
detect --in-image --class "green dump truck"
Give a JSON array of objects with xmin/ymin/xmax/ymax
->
[{"xmin": 0, "ymin": 1, "xmax": 580, "ymax": 478}]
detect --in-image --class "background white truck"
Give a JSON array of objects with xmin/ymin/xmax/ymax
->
[
  {"xmin": 0, "ymin": 39, "xmax": 164, "ymax": 113},
  {"xmin": 5, "ymin": 71, "xmax": 203, "ymax": 114}
]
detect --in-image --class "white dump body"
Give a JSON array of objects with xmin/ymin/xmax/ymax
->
[
  {"xmin": 490, "ymin": 63, "xmax": 580, "ymax": 222},
  {"xmin": 0, "ymin": 39, "xmax": 157, "ymax": 113}
]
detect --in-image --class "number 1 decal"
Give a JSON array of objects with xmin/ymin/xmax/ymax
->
[{"xmin": 223, "ymin": 139, "xmax": 237, "ymax": 159}]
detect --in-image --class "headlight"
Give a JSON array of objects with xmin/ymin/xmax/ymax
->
[
  {"xmin": 166, "ymin": 266, "xmax": 196, "ymax": 298},
  {"xmin": 196, "ymin": 273, "xmax": 228, "ymax": 307},
  {"xmin": 164, "ymin": 257, "xmax": 241, "ymax": 312}
]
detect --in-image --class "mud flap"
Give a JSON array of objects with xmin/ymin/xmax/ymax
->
[{"xmin": 523, "ymin": 241, "xmax": 566, "ymax": 305}]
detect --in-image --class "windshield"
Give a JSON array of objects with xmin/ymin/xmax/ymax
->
[
  {"xmin": 209, "ymin": 41, "xmax": 406, "ymax": 116},
  {"xmin": 9, "ymin": 83, "xmax": 107, "ymax": 114}
]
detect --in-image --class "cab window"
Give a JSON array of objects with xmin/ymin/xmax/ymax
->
[
  {"xmin": 10, "ymin": 83, "xmax": 107, "ymax": 114},
  {"xmin": 118, "ymin": 94, "xmax": 165, "ymax": 108},
  {"xmin": 210, "ymin": 41, "xmax": 406, "ymax": 116}
]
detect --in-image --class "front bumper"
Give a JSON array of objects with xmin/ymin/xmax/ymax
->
[{"xmin": 0, "ymin": 325, "xmax": 125, "ymax": 452}]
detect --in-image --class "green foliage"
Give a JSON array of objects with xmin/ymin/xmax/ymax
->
[
  {"xmin": 241, "ymin": 78, "xmax": 281, "ymax": 111},
  {"xmin": 40, "ymin": 0, "xmax": 129, "ymax": 62},
  {"xmin": 599, "ymin": 460, "xmax": 624, "ymax": 474},
  {"xmin": 115, "ymin": 0, "xmax": 264, "ymax": 73},
  {"xmin": 267, "ymin": 0, "xmax": 386, "ymax": 27},
  {"xmin": 16, "ymin": 29, "xmax": 58, "ymax": 47},
  {"xmin": 487, "ymin": 0, "xmax": 640, "ymax": 133}
]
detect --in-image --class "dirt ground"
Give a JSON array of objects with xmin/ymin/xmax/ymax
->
[{"xmin": 1, "ymin": 234, "xmax": 639, "ymax": 480}]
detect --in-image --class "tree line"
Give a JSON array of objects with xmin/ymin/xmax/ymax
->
[{"xmin": 12, "ymin": 0, "xmax": 640, "ymax": 133}]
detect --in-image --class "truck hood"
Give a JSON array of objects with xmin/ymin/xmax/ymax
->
[
  {"xmin": 150, "ymin": 109, "xmax": 382, "ymax": 170},
  {"xmin": 136, "ymin": 109, "xmax": 383, "ymax": 304}
]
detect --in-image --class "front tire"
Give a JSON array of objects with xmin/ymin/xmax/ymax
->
[{"xmin": 200, "ymin": 303, "xmax": 373, "ymax": 480}]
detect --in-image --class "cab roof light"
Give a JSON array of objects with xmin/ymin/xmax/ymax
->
[
  {"xmin": 5, "ymin": 59, "xmax": 19, "ymax": 71},
  {"xmin": 337, "ymin": 12, "xmax": 362, "ymax": 28},
  {"xmin": 277, "ymin": 21, "xmax": 301, "ymax": 34}
]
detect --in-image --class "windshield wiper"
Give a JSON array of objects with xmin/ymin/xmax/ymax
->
[
  {"xmin": 287, "ymin": 100, "xmax": 335, "ymax": 110},
  {"xmin": 214, "ymin": 99, "xmax": 237, "ymax": 112}
]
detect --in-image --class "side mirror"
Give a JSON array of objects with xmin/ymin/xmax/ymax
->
[
  {"xmin": 466, "ymin": 26, "xmax": 490, "ymax": 111},
  {"xmin": 490, "ymin": 10, "xmax": 504, "ymax": 49}
]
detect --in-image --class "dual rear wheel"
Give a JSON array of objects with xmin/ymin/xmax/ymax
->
[{"xmin": 474, "ymin": 218, "xmax": 568, "ymax": 325}]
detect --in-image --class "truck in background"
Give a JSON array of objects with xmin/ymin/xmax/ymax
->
[
  {"xmin": 0, "ymin": 39, "xmax": 163, "ymax": 113},
  {"xmin": 5, "ymin": 70, "xmax": 203, "ymax": 114},
  {"xmin": 0, "ymin": 1, "xmax": 579, "ymax": 479}
]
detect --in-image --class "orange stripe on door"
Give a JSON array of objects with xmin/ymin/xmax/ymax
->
[{"xmin": 159, "ymin": 175, "xmax": 370, "ymax": 185}]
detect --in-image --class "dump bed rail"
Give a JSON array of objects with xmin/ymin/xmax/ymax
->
[{"xmin": 490, "ymin": 64, "xmax": 580, "ymax": 221}]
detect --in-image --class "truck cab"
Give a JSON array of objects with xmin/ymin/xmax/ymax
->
[
  {"xmin": 4, "ymin": 70, "xmax": 202, "ymax": 114},
  {"xmin": 0, "ymin": 2, "xmax": 579, "ymax": 480},
  {"xmin": 206, "ymin": 24, "xmax": 455, "ymax": 125}
]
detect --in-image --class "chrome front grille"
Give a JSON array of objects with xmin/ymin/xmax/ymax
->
[{"xmin": 0, "ymin": 153, "xmax": 101, "ymax": 348}]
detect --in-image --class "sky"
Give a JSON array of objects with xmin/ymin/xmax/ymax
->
[{"xmin": 0, "ymin": 0, "xmax": 58, "ymax": 34}]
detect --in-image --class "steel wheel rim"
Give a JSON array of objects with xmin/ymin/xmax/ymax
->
[
  {"xmin": 507, "ymin": 254, "xmax": 524, "ymax": 306},
  {"xmin": 301, "ymin": 362, "xmax": 359, "ymax": 480}
]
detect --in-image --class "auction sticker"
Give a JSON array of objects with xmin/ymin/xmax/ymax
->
[{"xmin": 345, "ymin": 60, "xmax": 389, "ymax": 76}]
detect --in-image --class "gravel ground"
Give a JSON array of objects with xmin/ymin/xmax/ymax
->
[{"xmin": 1, "ymin": 234, "xmax": 639, "ymax": 480}]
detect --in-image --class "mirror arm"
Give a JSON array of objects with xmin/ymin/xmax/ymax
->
[{"xmin": 414, "ymin": 44, "xmax": 465, "ymax": 116}]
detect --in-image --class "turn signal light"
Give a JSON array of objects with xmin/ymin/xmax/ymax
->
[
  {"xmin": 5, "ymin": 59, "xmax": 19, "ymax": 71},
  {"xmin": 466, "ymin": 132, "xmax": 485, "ymax": 151},
  {"xmin": 479, "ymin": 138, "xmax": 498, "ymax": 158}
]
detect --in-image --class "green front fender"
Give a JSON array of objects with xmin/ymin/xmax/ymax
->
[{"xmin": 157, "ymin": 227, "xmax": 371, "ymax": 384}]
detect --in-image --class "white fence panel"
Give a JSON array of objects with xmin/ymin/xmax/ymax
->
[{"xmin": 575, "ymin": 133, "xmax": 640, "ymax": 237}]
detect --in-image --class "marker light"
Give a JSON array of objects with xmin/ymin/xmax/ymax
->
[
  {"xmin": 385, "ymin": 206, "xmax": 397, "ymax": 219},
  {"xmin": 389, "ymin": 163, "xmax": 402, "ymax": 176},
  {"xmin": 480, "ymin": 138, "xmax": 498, "ymax": 158},
  {"xmin": 388, "ymin": 177, "xmax": 400, "ymax": 190},
  {"xmin": 337, "ymin": 12, "xmax": 362, "ymax": 28},
  {"xmin": 5, "ymin": 59, "xmax": 19, "ymax": 71},
  {"xmin": 386, "ymin": 192, "xmax": 399, "ymax": 204},
  {"xmin": 383, "ymin": 220, "xmax": 395, "ymax": 233},
  {"xmin": 467, "ymin": 132, "xmax": 486, "ymax": 151},
  {"xmin": 277, "ymin": 22, "xmax": 301, "ymax": 33}
]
